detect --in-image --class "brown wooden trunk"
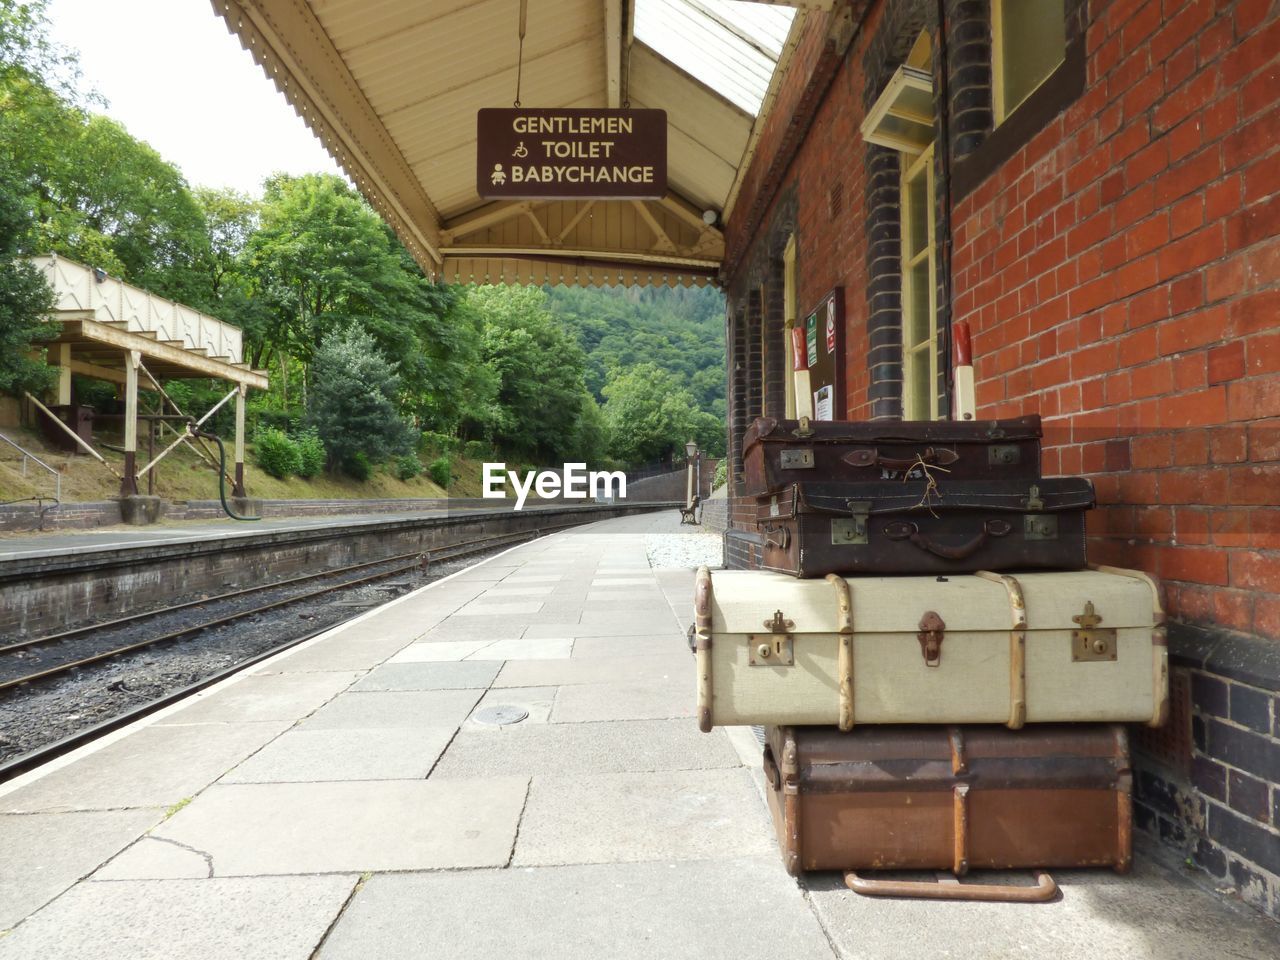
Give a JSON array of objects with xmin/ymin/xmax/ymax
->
[
  {"xmin": 741, "ymin": 415, "xmax": 1042, "ymax": 498},
  {"xmin": 762, "ymin": 724, "xmax": 1132, "ymax": 876}
]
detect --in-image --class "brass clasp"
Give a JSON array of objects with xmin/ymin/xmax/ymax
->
[{"xmin": 918, "ymin": 610, "xmax": 946, "ymax": 667}]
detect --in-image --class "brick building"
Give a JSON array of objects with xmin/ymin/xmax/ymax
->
[{"xmin": 720, "ymin": 0, "xmax": 1279, "ymax": 916}]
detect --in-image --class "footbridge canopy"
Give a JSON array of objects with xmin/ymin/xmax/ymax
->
[{"xmin": 211, "ymin": 0, "xmax": 823, "ymax": 288}]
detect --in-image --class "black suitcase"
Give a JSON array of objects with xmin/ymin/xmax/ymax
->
[
  {"xmin": 754, "ymin": 478, "xmax": 1094, "ymax": 577},
  {"xmin": 740, "ymin": 415, "xmax": 1042, "ymax": 497}
]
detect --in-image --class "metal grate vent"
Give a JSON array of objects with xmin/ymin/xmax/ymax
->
[
  {"xmin": 828, "ymin": 181, "xmax": 844, "ymax": 220},
  {"xmin": 1133, "ymin": 668, "xmax": 1192, "ymax": 776}
]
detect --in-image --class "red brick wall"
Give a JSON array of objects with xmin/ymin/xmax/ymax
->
[
  {"xmin": 952, "ymin": 0, "xmax": 1280, "ymax": 636},
  {"xmin": 726, "ymin": 2, "xmax": 887, "ymax": 422}
]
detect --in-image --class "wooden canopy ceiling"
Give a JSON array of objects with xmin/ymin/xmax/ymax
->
[{"xmin": 210, "ymin": 0, "xmax": 820, "ymax": 287}]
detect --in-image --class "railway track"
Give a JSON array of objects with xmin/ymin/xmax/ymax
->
[{"xmin": 0, "ymin": 522, "xmax": 579, "ymax": 693}]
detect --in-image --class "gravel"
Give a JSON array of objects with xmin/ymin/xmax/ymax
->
[{"xmin": 644, "ymin": 530, "xmax": 723, "ymax": 569}]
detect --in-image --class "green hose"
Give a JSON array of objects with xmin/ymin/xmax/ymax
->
[{"xmin": 191, "ymin": 427, "xmax": 260, "ymax": 521}]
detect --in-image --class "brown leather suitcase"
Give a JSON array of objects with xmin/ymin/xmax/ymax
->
[
  {"xmin": 755, "ymin": 478, "xmax": 1093, "ymax": 577},
  {"xmin": 741, "ymin": 415, "xmax": 1042, "ymax": 497},
  {"xmin": 762, "ymin": 723, "xmax": 1132, "ymax": 876}
]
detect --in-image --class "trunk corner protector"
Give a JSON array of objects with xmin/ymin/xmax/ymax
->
[{"xmin": 694, "ymin": 565, "xmax": 714, "ymax": 732}]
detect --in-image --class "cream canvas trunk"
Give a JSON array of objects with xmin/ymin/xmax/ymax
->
[{"xmin": 692, "ymin": 566, "xmax": 1167, "ymax": 731}]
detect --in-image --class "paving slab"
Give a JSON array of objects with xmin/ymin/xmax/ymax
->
[
  {"xmin": 350, "ymin": 660, "xmax": 500, "ymax": 691},
  {"xmin": 152, "ymin": 778, "xmax": 528, "ymax": 874},
  {"xmin": 218, "ymin": 726, "xmax": 457, "ymax": 783},
  {"xmin": 416, "ymin": 616, "xmax": 529, "ymax": 642},
  {"xmin": 316, "ymin": 858, "xmax": 835, "ymax": 960},
  {"xmin": 514, "ymin": 768, "xmax": 774, "ymax": 866},
  {"xmin": 465, "ymin": 687, "xmax": 558, "ymax": 727},
  {"xmin": 387, "ymin": 640, "xmax": 491, "ymax": 662},
  {"xmin": 479, "ymin": 585, "xmax": 557, "ymax": 597},
  {"xmin": 494, "ymin": 654, "xmax": 685, "ymax": 688},
  {"xmin": 94, "ymin": 837, "xmax": 213, "ymax": 880},
  {"xmin": 570, "ymin": 634, "xmax": 686, "ymax": 659},
  {"xmin": 466, "ymin": 636, "xmax": 573, "ymax": 660},
  {"xmin": 0, "ymin": 808, "xmax": 164, "ymax": 929},
  {"xmin": 0, "ymin": 875, "xmax": 357, "ymax": 960},
  {"xmin": 154, "ymin": 671, "xmax": 358, "ymax": 724},
  {"xmin": 299, "ymin": 689, "xmax": 481, "ymax": 730},
  {"xmin": 251, "ymin": 634, "xmax": 409, "ymax": 673},
  {"xmin": 430, "ymin": 719, "xmax": 741, "ymax": 778},
  {"xmin": 803, "ymin": 853, "xmax": 1280, "ymax": 960},
  {"xmin": 550, "ymin": 678, "xmax": 692, "ymax": 722},
  {"xmin": 454, "ymin": 600, "xmax": 543, "ymax": 616},
  {"xmin": 523, "ymin": 621, "xmax": 682, "ymax": 638},
  {"xmin": 0, "ymin": 722, "xmax": 292, "ymax": 813}
]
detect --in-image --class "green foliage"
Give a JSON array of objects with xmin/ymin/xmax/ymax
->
[
  {"xmin": 255, "ymin": 427, "xmax": 301, "ymax": 479},
  {"xmin": 428, "ymin": 455, "xmax": 451, "ymax": 487},
  {"xmin": 462, "ymin": 440, "xmax": 490, "ymax": 461},
  {"xmin": 542, "ymin": 285, "xmax": 726, "ymax": 415},
  {"xmin": 342, "ymin": 452, "xmax": 372, "ymax": 481},
  {"xmin": 0, "ymin": 173, "xmax": 56, "ymax": 397},
  {"xmin": 420, "ymin": 431, "xmax": 459, "ymax": 457},
  {"xmin": 712, "ymin": 458, "xmax": 727, "ymax": 490},
  {"xmin": 395, "ymin": 454, "xmax": 422, "ymax": 481},
  {"xmin": 163, "ymin": 380, "xmax": 235, "ymax": 436},
  {"xmin": 306, "ymin": 327, "xmax": 414, "ymax": 470},
  {"xmin": 293, "ymin": 428, "xmax": 325, "ymax": 479},
  {"xmin": 601, "ymin": 363, "xmax": 724, "ymax": 466},
  {"xmin": 467, "ymin": 286, "xmax": 599, "ymax": 463}
]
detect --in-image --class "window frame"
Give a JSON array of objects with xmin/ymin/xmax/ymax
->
[
  {"xmin": 991, "ymin": 0, "xmax": 1068, "ymax": 126},
  {"xmin": 900, "ymin": 142, "xmax": 940, "ymax": 421},
  {"xmin": 782, "ymin": 235, "xmax": 798, "ymax": 418}
]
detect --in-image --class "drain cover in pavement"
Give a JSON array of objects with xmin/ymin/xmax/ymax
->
[{"xmin": 472, "ymin": 705, "xmax": 530, "ymax": 726}]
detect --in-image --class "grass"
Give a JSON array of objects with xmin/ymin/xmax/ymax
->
[{"xmin": 0, "ymin": 423, "xmax": 491, "ymax": 504}]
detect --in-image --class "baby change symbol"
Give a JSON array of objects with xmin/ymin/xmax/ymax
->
[{"xmin": 490, "ymin": 163, "xmax": 507, "ymax": 185}]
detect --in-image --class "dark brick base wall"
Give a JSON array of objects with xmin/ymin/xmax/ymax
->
[{"xmin": 1132, "ymin": 626, "xmax": 1279, "ymax": 918}]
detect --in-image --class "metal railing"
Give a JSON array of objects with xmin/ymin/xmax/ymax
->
[{"xmin": 0, "ymin": 432, "xmax": 61, "ymax": 503}]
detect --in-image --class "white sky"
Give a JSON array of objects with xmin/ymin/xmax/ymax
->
[{"xmin": 46, "ymin": 0, "xmax": 344, "ymax": 195}]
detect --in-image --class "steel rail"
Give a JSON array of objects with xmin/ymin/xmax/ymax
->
[{"xmin": 0, "ymin": 521, "xmax": 583, "ymax": 693}]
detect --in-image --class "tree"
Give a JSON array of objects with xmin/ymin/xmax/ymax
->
[
  {"xmin": 470, "ymin": 285, "xmax": 595, "ymax": 464},
  {"xmin": 305, "ymin": 328, "xmax": 414, "ymax": 473},
  {"xmin": 0, "ymin": 168, "xmax": 56, "ymax": 398},
  {"xmin": 244, "ymin": 173, "xmax": 458, "ymax": 412},
  {"xmin": 601, "ymin": 362, "xmax": 722, "ymax": 465}
]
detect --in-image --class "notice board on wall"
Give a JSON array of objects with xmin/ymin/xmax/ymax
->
[{"xmin": 803, "ymin": 288, "xmax": 845, "ymax": 421}]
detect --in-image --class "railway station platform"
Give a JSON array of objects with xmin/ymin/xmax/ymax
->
[
  {"xmin": 0, "ymin": 500, "xmax": 577, "ymax": 564},
  {"xmin": 0, "ymin": 511, "xmax": 1276, "ymax": 959}
]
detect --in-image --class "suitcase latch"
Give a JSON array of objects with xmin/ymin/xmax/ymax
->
[
  {"xmin": 1071, "ymin": 601, "xmax": 1118, "ymax": 662},
  {"xmin": 749, "ymin": 610, "xmax": 795, "ymax": 666},
  {"xmin": 918, "ymin": 610, "xmax": 946, "ymax": 667},
  {"xmin": 780, "ymin": 449, "xmax": 815, "ymax": 470},
  {"xmin": 989, "ymin": 444, "xmax": 1021, "ymax": 465},
  {"xmin": 832, "ymin": 501, "xmax": 871, "ymax": 545},
  {"xmin": 1024, "ymin": 514, "xmax": 1058, "ymax": 540},
  {"xmin": 793, "ymin": 416, "xmax": 814, "ymax": 438}
]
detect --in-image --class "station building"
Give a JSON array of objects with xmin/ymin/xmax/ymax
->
[
  {"xmin": 211, "ymin": 0, "xmax": 1277, "ymax": 915},
  {"xmin": 719, "ymin": 0, "xmax": 1279, "ymax": 909}
]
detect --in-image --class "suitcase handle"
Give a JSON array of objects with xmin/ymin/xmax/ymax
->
[
  {"xmin": 761, "ymin": 524, "xmax": 791, "ymax": 550},
  {"xmin": 842, "ymin": 446, "xmax": 960, "ymax": 471},
  {"xmin": 844, "ymin": 870, "xmax": 1058, "ymax": 903},
  {"xmin": 885, "ymin": 519, "xmax": 1012, "ymax": 560}
]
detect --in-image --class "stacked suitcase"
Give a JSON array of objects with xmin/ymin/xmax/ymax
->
[{"xmin": 695, "ymin": 414, "xmax": 1169, "ymax": 899}]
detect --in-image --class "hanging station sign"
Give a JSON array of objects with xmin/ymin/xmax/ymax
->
[{"xmin": 477, "ymin": 108, "xmax": 667, "ymax": 200}]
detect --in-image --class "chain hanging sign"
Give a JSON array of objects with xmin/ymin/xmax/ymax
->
[{"xmin": 477, "ymin": 108, "xmax": 667, "ymax": 200}]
